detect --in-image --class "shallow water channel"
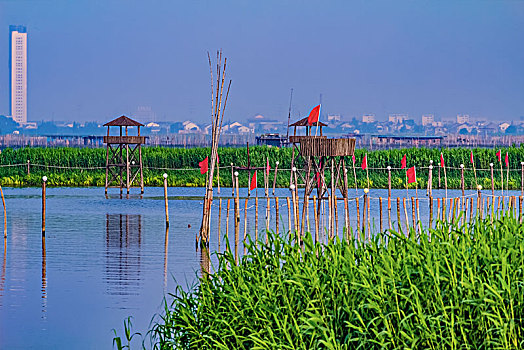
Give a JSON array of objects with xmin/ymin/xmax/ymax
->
[{"xmin": 0, "ymin": 186, "xmax": 517, "ymax": 348}]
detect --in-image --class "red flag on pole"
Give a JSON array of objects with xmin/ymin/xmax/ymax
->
[
  {"xmin": 497, "ymin": 149, "xmax": 502, "ymax": 162},
  {"xmin": 470, "ymin": 151, "xmax": 474, "ymax": 164},
  {"xmin": 401, "ymin": 154, "xmax": 407, "ymax": 169},
  {"xmin": 315, "ymin": 172, "xmax": 321, "ymax": 188},
  {"xmin": 199, "ymin": 156, "xmax": 209, "ymax": 174},
  {"xmin": 505, "ymin": 152, "xmax": 509, "ymax": 168},
  {"xmin": 307, "ymin": 105, "xmax": 321, "ymax": 126},
  {"xmin": 440, "ymin": 153, "xmax": 445, "ymax": 168},
  {"xmin": 250, "ymin": 171, "xmax": 257, "ymax": 191},
  {"xmin": 407, "ymin": 166, "xmax": 417, "ymax": 184},
  {"xmin": 361, "ymin": 154, "xmax": 367, "ymax": 170},
  {"xmin": 266, "ymin": 158, "xmax": 270, "ymax": 175}
]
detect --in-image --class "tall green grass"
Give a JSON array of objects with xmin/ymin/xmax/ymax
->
[
  {"xmin": 141, "ymin": 213, "xmax": 524, "ymax": 349},
  {"xmin": 1, "ymin": 146, "xmax": 524, "ymax": 188}
]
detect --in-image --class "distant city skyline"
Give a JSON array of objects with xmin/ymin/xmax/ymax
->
[{"xmin": 1, "ymin": 0, "xmax": 523, "ymax": 123}]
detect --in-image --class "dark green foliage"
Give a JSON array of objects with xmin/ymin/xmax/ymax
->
[
  {"xmin": 0, "ymin": 146, "xmax": 523, "ymax": 188},
  {"xmin": 147, "ymin": 214, "xmax": 524, "ymax": 349}
]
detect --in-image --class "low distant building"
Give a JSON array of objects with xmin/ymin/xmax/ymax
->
[
  {"xmin": 499, "ymin": 122, "xmax": 511, "ymax": 132},
  {"xmin": 256, "ymin": 133, "xmax": 289, "ymax": 147},
  {"xmin": 421, "ymin": 114, "xmax": 434, "ymax": 126},
  {"xmin": 362, "ymin": 114, "xmax": 375, "ymax": 123},
  {"xmin": 457, "ymin": 114, "xmax": 470, "ymax": 124},
  {"xmin": 373, "ymin": 135, "xmax": 444, "ymax": 149},
  {"xmin": 179, "ymin": 120, "xmax": 200, "ymax": 133},
  {"xmin": 388, "ymin": 114, "xmax": 407, "ymax": 124},
  {"xmin": 327, "ymin": 114, "xmax": 341, "ymax": 122}
]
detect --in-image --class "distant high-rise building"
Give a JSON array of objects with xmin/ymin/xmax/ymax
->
[
  {"xmin": 421, "ymin": 114, "xmax": 434, "ymax": 126},
  {"xmin": 9, "ymin": 25, "xmax": 27, "ymax": 124},
  {"xmin": 362, "ymin": 114, "xmax": 375, "ymax": 123}
]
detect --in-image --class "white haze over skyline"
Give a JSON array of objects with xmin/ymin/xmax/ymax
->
[{"xmin": 0, "ymin": 0, "xmax": 523, "ymax": 124}]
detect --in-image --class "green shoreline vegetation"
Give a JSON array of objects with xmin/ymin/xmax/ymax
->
[
  {"xmin": 116, "ymin": 212, "xmax": 524, "ymax": 349},
  {"xmin": 0, "ymin": 146, "xmax": 524, "ymax": 188}
]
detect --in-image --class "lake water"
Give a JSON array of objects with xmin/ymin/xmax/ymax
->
[{"xmin": 0, "ymin": 186, "xmax": 517, "ymax": 349}]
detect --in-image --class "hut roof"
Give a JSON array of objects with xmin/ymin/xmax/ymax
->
[
  {"xmin": 104, "ymin": 115, "xmax": 144, "ymax": 127},
  {"xmin": 289, "ymin": 117, "xmax": 328, "ymax": 127}
]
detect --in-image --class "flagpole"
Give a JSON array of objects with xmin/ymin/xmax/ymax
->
[
  {"xmin": 315, "ymin": 104, "xmax": 321, "ymax": 137},
  {"xmin": 405, "ymin": 169, "xmax": 408, "ymax": 199},
  {"xmin": 500, "ymin": 158, "xmax": 504, "ymax": 198},
  {"xmin": 352, "ymin": 159, "xmax": 358, "ymax": 194},
  {"xmin": 443, "ymin": 164, "xmax": 448, "ymax": 199}
]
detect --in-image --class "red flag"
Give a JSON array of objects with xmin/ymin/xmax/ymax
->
[
  {"xmin": 199, "ymin": 156, "xmax": 209, "ymax": 174},
  {"xmin": 496, "ymin": 149, "xmax": 502, "ymax": 162},
  {"xmin": 352, "ymin": 154, "xmax": 356, "ymax": 164},
  {"xmin": 406, "ymin": 166, "xmax": 416, "ymax": 184},
  {"xmin": 440, "ymin": 153, "xmax": 445, "ymax": 168},
  {"xmin": 250, "ymin": 171, "xmax": 257, "ymax": 191},
  {"xmin": 307, "ymin": 105, "xmax": 321, "ymax": 126},
  {"xmin": 470, "ymin": 151, "xmax": 474, "ymax": 164},
  {"xmin": 401, "ymin": 154, "xmax": 407, "ymax": 169},
  {"xmin": 315, "ymin": 172, "xmax": 321, "ymax": 188},
  {"xmin": 505, "ymin": 152, "xmax": 509, "ymax": 168},
  {"xmin": 266, "ymin": 158, "xmax": 270, "ymax": 175},
  {"xmin": 217, "ymin": 154, "xmax": 219, "ymax": 164},
  {"xmin": 361, "ymin": 154, "xmax": 367, "ymax": 170}
]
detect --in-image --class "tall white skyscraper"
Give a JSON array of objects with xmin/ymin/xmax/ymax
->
[{"xmin": 9, "ymin": 25, "xmax": 27, "ymax": 124}]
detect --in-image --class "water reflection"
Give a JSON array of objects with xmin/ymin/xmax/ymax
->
[{"xmin": 105, "ymin": 214, "xmax": 142, "ymax": 296}]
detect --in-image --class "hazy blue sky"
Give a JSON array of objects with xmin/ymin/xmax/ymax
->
[{"xmin": 1, "ymin": 0, "xmax": 523, "ymax": 123}]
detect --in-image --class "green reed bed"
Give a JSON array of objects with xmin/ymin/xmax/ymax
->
[
  {"xmin": 140, "ymin": 213, "xmax": 524, "ymax": 349},
  {"xmin": 2, "ymin": 146, "xmax": 524, "ymax": 188}
]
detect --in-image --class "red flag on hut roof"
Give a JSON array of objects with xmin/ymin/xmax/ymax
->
[
  {"xmin": 401, "ymin": 154, "xmax": 407, "ymax": 169},
  {"xmin": 307, "ymin": 105, "xmax": 321, "ymax": 126},
  {"xmin": 407, "ymin": 166, "xmax": 417, "ymax": 184},
  {"xmin": 497, "ymin": 149, "xmax": 502, "ymax": 162},
  {"xmin": 470, "ymin": 151, "xmax": 474, "ymax": 164},
  {"xmin": 440, "ymin": 153, "xmax": 445, "ymax": 168},
  {"xmin": 505, "ymin": 152, "xmax": 509, "ymax": 168},
  {"xmin": 199, "ymin": 157, "xmax": 209, "ymax": 174},
  {"xmin": 361, "ymin": 154, "xmax": 368, "ymax": 170}
]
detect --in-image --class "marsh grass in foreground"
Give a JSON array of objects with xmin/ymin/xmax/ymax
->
[{"xmin": 117, "ymin": 213, "xmax": 524, "ymax": 349}]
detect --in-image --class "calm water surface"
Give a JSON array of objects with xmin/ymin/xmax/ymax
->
[{"xmin": 0, "ymin": 186, "xmax": 516, "ymax": 349}]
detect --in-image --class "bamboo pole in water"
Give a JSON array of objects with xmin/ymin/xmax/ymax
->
[
  {"xmin": 225, "ymin": 199, "xmax": 230, "ymax": 244},
  {"xmin": 275, "ymin": 197, "xmax": 279, "ymax": 235},
  {"xmin": 388, "ymin": 196, "xmax": 392, "ymax": 230},
  {"xmin": 313, "ymin": 196, "xmax": 318, "ymax": 242},
  {"xmin": 291, "ymin": 189, "xmax": 298, "ymax": 241},
  {"xmin": 469, "ymin": 197, "xmax": 473, "ymax": 221},
  {"xmin": 287, "ymin": 197, "xmax": 292, "ymax": 239},
  {"xmin": 344, "ymin": 197, "xmax": 349, "ymax": 240},
  {"xmin": 0, "ymin": 185, "xmax": 6, "ymax": 239},
  {"xmin": 356, "ymin": 197, "xmax": 361, "ymax": 241},
  {"xmin": 367, "ymin": 195, "xmax": 371, "ymax": 238},
  {"xmin": 437, "ymin": 198, "xmax": 440, "ymax": 223},
  {"xmin": 163, "ymin": 174, "xmax": 169, "ymax": 227},
  {"xmin": 234, "ymin": 172, "xmax": 239, "ymax": 265},
  {"xmin": 272, "ymin": 161, "xmax": 279, "ymax": 195},
  {"xmin": 477, "ymin": 189, "xmax": 482, "ymax": 220},
  {"xmin": 379, "ymin": 197, "xmax": 383, "ymax": 232},
  {"xmin": 218, "ymin": 199, "xmax": 222, "ymax": 248},
  {"xmin": 411, "ymin": 197, "xmax": 416, "ymax": 230},
  {"xmin": 266, "ymin": 197, "xmax": 270, "ymax": 244},
  {"xmin": 255, "ymin": 197, "xmax": 259, "ymax": 242},
  {"xmin": 396, "ymin": 197, "xmax": 401, "ymax": 233},
  {"xmin": 42, "ymin": 176, "xmax": 47, "ymax": 237},
  {"xmin": 328, "ymin": 195, "xmax": 333, "ymax": 241},
  {"xmin": 334, "ymin": 196, "xmax": 338, "ymax": 239},
  {"xmin": 403, "ymin": 198, "xmax": 409, "ymax": 234},
  {"xmin": 244, "ymin": 198, "xmax": 248, "ymax": 253},
  {"xmin": 442, "ymin": 197, "xmax": 446, "ymax": 223},
  {"xmin": 362, "ymin": 194, "xmax": 367, "ymax": 238},
  {"xmin": 416, "ymin": 198, "xmax": 421, "ymax": 234},
  {"xmin": 519, "ymin": 196, "xmax": 523, "ymax": 223},
  {"xmin": 490, "ymin": 163, "xmax": 495, "ymax": 196},
  {"xmin": 429, "ymin": 196, "xmax": 433, "ymax": 229}
]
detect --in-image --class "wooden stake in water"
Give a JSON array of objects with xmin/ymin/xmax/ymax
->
[
  {"xmin": 387, "ymin": 166, "xmax": 392, "ymax": 199},
  {"xmin": 379, "ymin": 197, "xmax": 383, "ymax": 232},
  {"xmin": 519, "ymin": 196, "xmax": 523, "ymax": 223},
  {"xmin": 427, "ymin": 161, "xmax": 433, "ymax": 197},
  {"xmin": 0, "ymin": 185, "xmax": 6, "ymax": 239},
  {"xmin": 291, "ymin": 185, "xmax": 298, "ymax": 240},
  {"xmin": 490, "ymin": 163, "xmax": 495, "ymax": 196},
  {"xmin": 225, "ymin": 198, "xmax": 230, "ymax": 244},
  {"xmin": 416, "ymin": 198, "xmax": 421, "ymax": 234},
  {"xmin": 231, "ymin": 163, "xmax": 235, "ymax": 196},
  {"xmin": 437, "ymin": 198, "xmax": 440, "ymax": 223},
  {"xmin": 334, "ymin": 196, "xmax": 339, "ymax": 239},
  {"xmin": 313, "ymin": 196, "xmax": 319, "ymax": 242},
  {"xmin": 244, "ymin": 198, "xmax": 248, "ymax": 252},
  {"xmin": 460, "ymin": 164, "xmax": 465, "ymax": 199},
  {"xmin": 469, "ymin": 197, "xmax": 474, "ymax": 221},
  {"xmin": 42, "ymin": 176, "xmax": 47, "ymax": 237},
  {"xmin": 344, "ymin": 197, "xmax": 349, "ymax": 239},
  {"xmin": 275, "ymin": 197, "xmax": 279, "ymax": 235},
  {"xmin": 356, "ymin": 197, "xmax": 361, "ymax": 240},
  {"xmin": 328, "ymin": 195, "xmax": 333, "ymax": 241},
  {"xmin": 403, "ymin": 197, "xmax": 409, "ymax": 235},
  {"xmin": 287, "ymin": 197, "xmax": 292, "ymax": 239},
  {"xmin": 255, "ymin": 197, "xmax": 259, "ymax": 242},
  {"xmin": 266, "ymin": 197, "xmax": 270, "ymax": 244},
  {"xmin": 477, "ymin": 186, "xmax": 482, "ymax": 220},
  {"xmin": 411, "ymin": 197, "xmax": 416, "ymax": 231},
  {"xmin": 27, "ymin": 159, "xmax": 30, "ymax": 176},
  {"xmin": 218, "ymin": 199, "xmax": 222, "ymax": 248},
  {"xmin": 163, "ymin": 173, "xmax": 169, "ymax": 228},
  {"xmin": 396, "ymin": 197, "xmax": 401, "ymax": 233},
  {"xmin": 272, "ymin": 161, "xmax": 279, "ymax": 196},
  {"xmin": 362, "ymin": 193, "xmax": 367, "ymax": 237},
  {"xmin": 429, "ymin": 196, "xmax": 433, "ymax": 228},
  {"xmin": 388, "ymin": 196, "xmax": 392, "ymax": 230}
]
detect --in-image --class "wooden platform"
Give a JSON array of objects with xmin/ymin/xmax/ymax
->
[{"xmin": 298, "ymin": 138, "xmax": 356, "ymax": 157}]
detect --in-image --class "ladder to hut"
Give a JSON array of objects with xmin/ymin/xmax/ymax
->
[{"xmin": 103, "ymin": 116, "xmax": 146, "ymax": 194}]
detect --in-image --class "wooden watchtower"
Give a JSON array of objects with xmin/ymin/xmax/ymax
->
[
  {"xmin": 103, "ymin": 116, "xmax": 145, "ymax": 194},
  {"xmin": 289, "ymin": 117, "xmax": 355, "ymax": 233}
]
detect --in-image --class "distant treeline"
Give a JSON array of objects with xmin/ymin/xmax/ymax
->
[{"xmin": 0, "ymin": 146, "xmax": 523, "ymax": 188}]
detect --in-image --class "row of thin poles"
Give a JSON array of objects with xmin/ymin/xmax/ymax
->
[{"xmin": 206, "ymin": 191, "xmax": 524, "ymax": 261}]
